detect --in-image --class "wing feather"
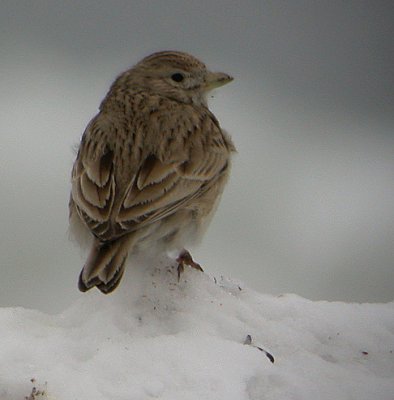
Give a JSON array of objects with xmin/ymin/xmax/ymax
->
[{"xmin": 136, "ymin": 154, "xmax": 176, "ymax": 189}]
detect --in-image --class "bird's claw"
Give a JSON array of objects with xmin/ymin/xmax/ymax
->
[{"xmin": 176, "ymin": 249, "xmax": 204, "ymax": 281}]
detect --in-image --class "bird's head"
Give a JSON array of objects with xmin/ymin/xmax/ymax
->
[{"xmin": 114, "ymin": 51, "xmax": 233, "ymax": 106}]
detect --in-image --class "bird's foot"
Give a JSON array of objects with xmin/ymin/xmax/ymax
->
[{"xmin": 176, "ymin": 249, "xmax": 204, "ymax": 281}]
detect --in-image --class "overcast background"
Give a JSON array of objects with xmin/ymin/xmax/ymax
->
[{"xmin": 1, "ymin": 1, "xmax": 393, "ymax": 313}]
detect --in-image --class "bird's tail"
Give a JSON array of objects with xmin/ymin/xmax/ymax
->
[{"xmin": 78, "ymin": 237, "xmax": 130, "ymax": 294}]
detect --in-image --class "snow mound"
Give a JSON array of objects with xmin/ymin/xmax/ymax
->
[{"xmin": 1, "ymin": 257, "xmax": 393, "ymax": 400}]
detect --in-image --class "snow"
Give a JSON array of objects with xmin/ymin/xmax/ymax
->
[{"xmin": 1, "ymin": 256, "xmax": 393, "ymax": 400}]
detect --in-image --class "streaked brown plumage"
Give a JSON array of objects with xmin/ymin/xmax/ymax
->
[{"xmin": 69, "ymin": 51, "xmax": 235, "ymax": 293}]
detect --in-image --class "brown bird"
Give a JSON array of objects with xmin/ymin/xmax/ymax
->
[{"xmin": 69, "ymin": 51, "xmax": 235, "ymax": 294}]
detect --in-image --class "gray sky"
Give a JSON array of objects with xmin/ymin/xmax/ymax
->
[{"xmin": 1, "ymin": 1, "xmax": 393, "ymax": 312}]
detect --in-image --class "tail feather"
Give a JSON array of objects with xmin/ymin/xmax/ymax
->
[
  {"xmin": 97, "ymin": 263, "xmax": 126, "ymax": 294},
  {"xmin": 78, "ymin": 238, "xmax": 129, "ymax": 294}
]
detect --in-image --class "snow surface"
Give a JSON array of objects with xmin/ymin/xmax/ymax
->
[{"xmin": 1, "ymin": 256, "xmax": 393, "ymax": 400}]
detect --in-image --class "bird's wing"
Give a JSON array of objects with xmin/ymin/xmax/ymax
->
[
  {"xmin": 71, "ymin": 108, "xmax": 233, "ymax": 241},
  {"xmin": 116, "ymin": 110, "xmax": 232, "ymax": 232},
  {"xmin": 71, "ymin": 117, "xmax": 117, "ymax": 240}
]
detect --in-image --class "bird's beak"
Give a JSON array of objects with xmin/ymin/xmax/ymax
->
[{"xmin": 204, "ymin": 72, "xmax": 234, "ymax": 91}]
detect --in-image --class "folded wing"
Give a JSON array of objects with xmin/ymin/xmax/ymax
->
[{"xmin": 71, "ymin": 109, "xmax": 232, "ymax": 242}]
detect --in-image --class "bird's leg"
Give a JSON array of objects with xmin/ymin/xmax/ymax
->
[{"xmin": 176, "ymin": 249, "xmax": 204, "ymax": 281}]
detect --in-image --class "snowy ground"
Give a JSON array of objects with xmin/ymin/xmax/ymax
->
[{"xmin": 1, "ymin": 257, "xmax": 393, "ymax": 400}]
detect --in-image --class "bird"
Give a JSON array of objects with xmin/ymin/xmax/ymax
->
[{"xmin": 69, "ymin": 50, "xmax": 235, "ymax": 294}]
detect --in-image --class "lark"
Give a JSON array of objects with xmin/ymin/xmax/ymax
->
[{"xmin": 69, "ymin": 51, "xmax": 235, "ymax": 293}]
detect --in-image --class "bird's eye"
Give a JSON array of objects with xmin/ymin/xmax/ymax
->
[{"xmin": 171, "ymin": 73, "xmax": 184, "ymax": 82}]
